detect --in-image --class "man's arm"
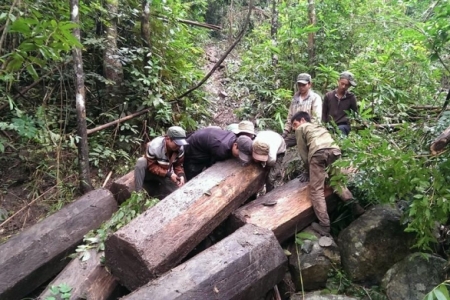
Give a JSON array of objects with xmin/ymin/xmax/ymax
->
[
  {"xmin": 173, "ymin": 152, "xmax": 185, "ymax": 178},
  {"xmin": 311, "ymin": 93, "xmax": 323, "ymax": 123},
  {"xmin": 295, "ymin": 127, "xmax": 309, "ymax": 170},
  {"xmin": 322, "ymin": 94, "xmax": 329, "ymax": 123},
  {"xmin": 147, "ymin": 157, "xmax": 169, "ymax": 177},
  {"xmin": 350, "ymin": 94, "xmax": 358, "ymax": 113},
  {"xmin": 284, "ymin": 100, "xmax": 295, "ymax": 133}
]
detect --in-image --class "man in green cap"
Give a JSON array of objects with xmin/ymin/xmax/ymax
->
[
  {"xmin": 283, "ymin": 73, "xmax": 323, "ymax": 147},
  {"xmin": 134, "ymin": 126, "xmax": 188, "ymax": 198},
  {"xmin": 322, "ymin": 71, "xmax": 358, "ymax": 136}
]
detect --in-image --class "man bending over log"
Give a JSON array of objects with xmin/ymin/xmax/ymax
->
[
  {"xmin": 239, "ymin": 130, "xmax": 286, "ymax": 195},
  {"xmin": 134, "ymin": 126, "xmax": 188, "ymax": 197},
  {"xmin": 291, "ymin": 111, "xmax": 364, "ymax": 236},
  {"xmin": 184, "ymin": 127, "xmax": 253, "ymax": 180}
]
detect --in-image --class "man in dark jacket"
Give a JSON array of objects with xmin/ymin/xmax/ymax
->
[
  {"xmin": 322, "ymin": 71, "xmax": 357, "ymax": 136},
  {"xmin": 184, "ymin": 127, "xmax": 250, "ymax": 180}
]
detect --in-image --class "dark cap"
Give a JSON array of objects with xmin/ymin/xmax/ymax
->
[
  {"xmin": 339, "ymin": 71, "xmax": 357, "ymax": 87},
  {"xmin": 167, "ymin": 126, "xmax": 188, "ymax": 146},
  {"xmin": 236, "ymin": 136, "xmax": 253, "ymax": 164},
  {"xmin": 297, "ymin": 73, "xmax": 312, "ymax": 84}
]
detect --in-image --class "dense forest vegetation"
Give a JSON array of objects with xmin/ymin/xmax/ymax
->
[{"xmin": 1, "ymin": 0, "xmax": 450, "ymax": 295}]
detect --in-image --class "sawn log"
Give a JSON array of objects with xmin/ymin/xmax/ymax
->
[
  {"xmin": 0, "ymin": 189, "xmax": 117, "ymax": 300},
  {"xmin": 104, "ymin": 159, "xmax": 267, "ymax": 290},
  {"xmin": 229, "ymin": 180, "xmax": 336, "ymax": 243},
  {"xmin": 123, "ymin": 223, "xmax": 287, "ymax": 300},
  {"xmin": 39, "ymin": 249, "xmax": 121, "ymax": 300}
]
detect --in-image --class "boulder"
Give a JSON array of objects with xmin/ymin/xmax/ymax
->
[
  {"xmin": 288, "ymin": 227, "xmax": 340, "ymax": 291},
  {"xmin": 338, "ymin": 204, "xmax": 414, "ymax": 284},
  {"xmin": 381, "ymin": 253, "xmax": 447, "ymax": 300}
]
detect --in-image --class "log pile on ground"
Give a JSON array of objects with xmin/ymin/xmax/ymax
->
[
  {"xmin": 0, "ymin": 189, "xmax": 117, "ymax": 300},
  {"xmin": 104, "ymin": 159, "xmax": 267, "ymax": 290}
]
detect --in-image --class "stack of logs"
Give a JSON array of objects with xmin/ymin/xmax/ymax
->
[{"xmin": 0, "ymin": 159, "xmax": 337, "ymax": 300}]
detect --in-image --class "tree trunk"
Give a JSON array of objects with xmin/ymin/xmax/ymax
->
[
  {"xmin": 71, "ymin": 0, "xmax": 93, "ymax": 192},
  {"xmin": 229, "ymin": 181, "xmax": 336, "ymax": 243},
  {"xmin": 141, "ymin": 0, "xmax": 151, "ymax": 72},
  {"xmin": 307, "ymin": 0, "xmax": 316, "ymax": 70},
  {"xmin": 270, "ymin": 0, "xmax": 278, "ymax": 68},
  {"xmin": 104, "ymin": 160, "xmax": 267, "ymax": 290},
  {"xmin": 103, "ymin": 0, "xmax": 124, "ymax": 96},
  {"xmin": 123, "ymin": 224, "xmax": 287, "ymax": 300},
  {"xmin": 0, "ymin": 189, "xmax": 117, "ymax": 300}
]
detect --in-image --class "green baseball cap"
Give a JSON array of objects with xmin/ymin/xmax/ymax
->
[
  {"xmin": 167, "ymin": 126, "xmax": 188, "ymax": 146},
  {"xmin": 340, "ymin": 71, "xmax": 357, "ymax": 87},
  {"xmin": 297, "ymin": 73, "xmax": 312, "ymax": 84}
]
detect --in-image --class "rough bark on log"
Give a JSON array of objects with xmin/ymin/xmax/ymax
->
[
  {"xmin": 104, "ymin": 159, "xmax": 267, "ymax": 290},
  {"xmin": 39, "ymin": 249, "xmax": 122, "ymax": 300},
  {"xmin": 123, "ymin": 223, "xmax": 287, "ymax": 300},
  {"xmin": 229, "ymin": 180, "xmax": 336, "ymax": 243},
  {"xmin": 430, "ymin": 124, "xmax": 450, "ymax": 155},
  {"xmin": 0, "ymin": 189, "xmax": 117, "ymax": 300}
]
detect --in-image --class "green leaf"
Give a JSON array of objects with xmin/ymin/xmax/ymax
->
[
  {"xmin": 59, "ymin": 283, "xmax": 72, "ymax": 293},
  {"xmin": 435, "ymin": 285, "xmax": 450, "ymax": 300},
  {"xmin": 26, "ymin": 64, "xmax": 39, "ymax": 80}
]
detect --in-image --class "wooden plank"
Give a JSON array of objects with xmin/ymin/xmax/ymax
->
[
  {"xmin": 39, "ymin": 249, "xmax": 122, "ymax": 300},
  {"xmin": 0, "ymin": 189, "xmax": 117, "ymax": 300},
  {"xmin": 104, "ymin": 159, "xmax": 267, "ymax": 290},
  {"xmin": 229, "ymin": 180, "xmax": 336, "ymax": 243},
  {"xmin": 123, "ymin": 223, "xmax": 287, "ymax": 300}
]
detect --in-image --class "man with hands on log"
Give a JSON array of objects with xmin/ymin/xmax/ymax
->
[
  {"xmin": 134, "ymin": 126, "xmax": 188, "ymax": 197},
  {"xmin": 183, "ymin": 125, "xmax": 254, "ymax": 180},
  {"xmin": 291, "ymin": 111, "xmax": 364, "ymax": 236}
]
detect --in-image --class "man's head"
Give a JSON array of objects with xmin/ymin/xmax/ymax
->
[
  {"xmin": 234, "ymin": 120, "xmax": 256, "ymax": 138},
  {"xmin": 296, "ymin": 73, "xmax": 312, "ymax": 97},
  {"xmin": 165, "ymin": 126, "xmax": 188, "ymax": 151},
  {"xmin": 291, "ymin": 111, "xmax": 311, "ymax": 130},
  {"xmin": 252, "ymin": 140, "xmax": 270, "ymax": 162},
  {"xmin": 233, "ymin": 135, "xmax": 253, "ymax": 164},
  {"xmin": 337, "ymin": 71, "xmax": 357, "ymax": 94}
]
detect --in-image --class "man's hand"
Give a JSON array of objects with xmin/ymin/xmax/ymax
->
[
  {"xmin": 298, "ymin": 172, "xmax": 309, "ymax": 183},
  {"xmin": 282, "ymin": 130, "xmax": 289, "ymax": 139},
  {"xmin": 176, "ymin": 175, "xmax": 185, "ymax": 187}
]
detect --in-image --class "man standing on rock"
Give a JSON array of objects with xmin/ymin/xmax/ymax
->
[
  {"xmin": 322, "ymin": 71, "xmax": 358, "ymax": 136},
  {"xmin": 291, "ymin": 111, "xmax": 364, "ymax": 236},
  {"xmin": 282, "ymin": 73, "xmax": 322, "ymax": 147},
  {"xmin": 184, "ymin": 127, "xmax": 252, "ymax": 180},
  {"xmin": 134, "ymin": 126, "xmax": 188, "ymax": 198}
]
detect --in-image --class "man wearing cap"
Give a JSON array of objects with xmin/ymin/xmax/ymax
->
[
  {"xmin": 134, "ymin": 126, "xmax": 188, "ymax": 198},
  {"xmin": 245, "ymin": 130, "xmax": 286, "ymax": 193},
  {"xmin": 291, "ymin": 111, "xmax": 364, "ymax": 236},
  {"xmin": 322, "ymin": 71, "xmax": 358, "ymax": 136},
  {"xmin": 282, "ymin": 73, "xmax": 323, "ymax": 147},
  {"xmin": 228, "ymin": 120, "xmax": 257, "ymax": 139},
  {"xmin": 184, "ymin": 127, "xmax": 243, "ymax": 180}
]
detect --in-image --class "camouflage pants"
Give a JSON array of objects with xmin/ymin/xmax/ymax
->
[{"xmin": 266, "ymin": 153, "xmax": 285, "ymax": 193}]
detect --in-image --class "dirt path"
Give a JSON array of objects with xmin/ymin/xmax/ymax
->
[{"xmin": 202, "ymin": 43, "xmax": 240, "ymax": 128}]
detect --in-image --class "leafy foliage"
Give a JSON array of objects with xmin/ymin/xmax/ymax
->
[{"xmin": 45, "ymin": 283, "xmax": 72, "ymax": 300}]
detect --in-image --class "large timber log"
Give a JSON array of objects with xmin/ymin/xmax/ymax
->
[
  {"xmin": 229, "ymin": 180, "xmax": 336, "ymax": 243},
  {"xmin": 430, "ymin": 124, "xmax": 450, "ymax": 155},
  {"xmin": 109, "ymin": 170, "xmax": 135, "ymax": 204},
  {"xmin": 123, "ymin": 223, "xmax": 287, "ymax": 300},
  {"xmin": 39, "ymin": 249, "xmax": 122, "ymax": 300},
  {"xmin": 104, "ymin": 159, "xmax": 267, "ymax": 290},
  {"xmin": 0, "ymin": 189, "xmax": 117, "ymax": 300}
]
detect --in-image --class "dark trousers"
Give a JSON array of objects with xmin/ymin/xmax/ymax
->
[{"xmin": 184, "ymin": 161, "xmax": 210, "ymax": 181}]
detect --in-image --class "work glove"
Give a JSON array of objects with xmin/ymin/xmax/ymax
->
[{"xmin": 298, "ymin": 172, "xmax": 309, "ymax": 183}]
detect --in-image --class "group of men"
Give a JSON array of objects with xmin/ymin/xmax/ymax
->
[{"xmin": 134, "ymin": 71, "xmax": 362, "ymax": 236}]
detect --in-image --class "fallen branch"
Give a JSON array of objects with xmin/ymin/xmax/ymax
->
[{"xmin": 87, "ymin": 109, "xmax": 149, "ymax": 135}]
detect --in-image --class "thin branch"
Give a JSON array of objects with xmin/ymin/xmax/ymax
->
[{"xmin": 86, "ymin": 108, "xmax": 149, "ymax": 135}]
